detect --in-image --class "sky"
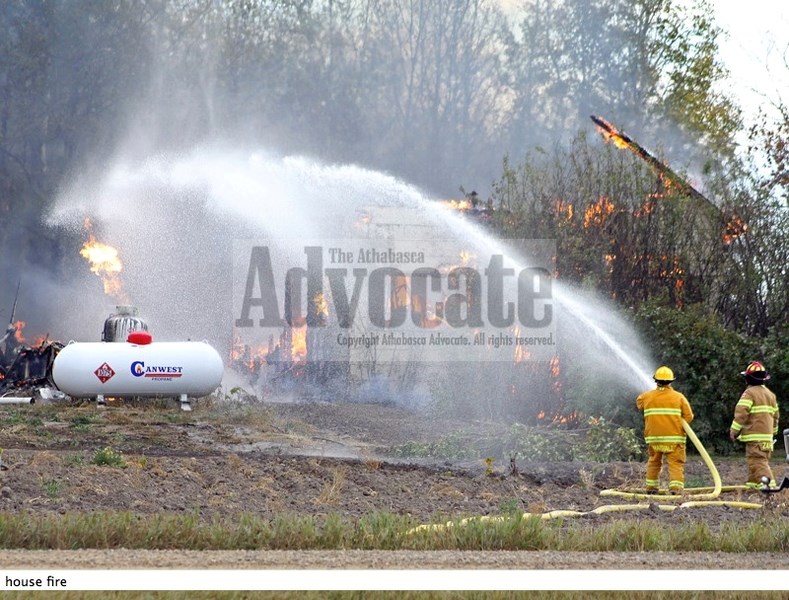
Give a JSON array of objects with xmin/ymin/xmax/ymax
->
[
  {"xmin": 711, "ymin": 0, "xmax": 789, "ymax": 120},
  {"xmin": 497, "ymin": 0, "xmax": 789, "ymax": 123}
]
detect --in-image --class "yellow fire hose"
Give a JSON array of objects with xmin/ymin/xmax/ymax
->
[
  {"xmin": 409, "ymin": 420, "xmax": 762, "ymax": 534},
  {"xmin": 600, "ymin": 420, "xmax": 738, "ymax": 501}
]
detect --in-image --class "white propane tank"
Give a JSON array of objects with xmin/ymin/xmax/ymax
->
[{"xmin": 52, "ymin": 337, "xmax": 223, "ymax": 401}]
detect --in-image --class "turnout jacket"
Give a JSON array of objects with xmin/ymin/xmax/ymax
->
[
  {"xmin": 730, "ymin": 385, "xmax": 779, "ymax": 443},
  {"xmin": 636, "ymin": 386, "xmax": 694, "ymax": 446}
]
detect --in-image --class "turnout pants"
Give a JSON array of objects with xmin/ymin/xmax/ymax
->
[
  {"xmin": 645, "ymin": 443, "xmax": 686, "ymax": 492},
  {"xmin": 745, "ymin": 441, "xmax": 775, "ymax": 487}
]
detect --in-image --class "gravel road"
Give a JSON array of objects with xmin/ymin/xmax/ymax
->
[{"xmin": 1, "ymin": 549, "xmax": 787, "ymax": 570}]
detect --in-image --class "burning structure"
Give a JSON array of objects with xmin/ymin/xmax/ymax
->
[
  {"xmin": 1, "ymin": 221, "xmax": 224, "ymax": 409},
  {"xmin": 0, "ymin": 293, "xmax": 64, "ymax": 403},
  {"xmin": 228, "ymin": 200, "xmax": 564, "ymax": 424},
  {"xmin": 590, "ymin": 115, "xmax": 747, "ymax": 246}
]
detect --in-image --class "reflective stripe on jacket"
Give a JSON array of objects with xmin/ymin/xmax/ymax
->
[
  {"xmin": 730, "ymin": 385, "xmax": 779, "ymax": 443},
  {"xmin": 636, "ymin": 386, "xmax": 694, "ymax": 445}
]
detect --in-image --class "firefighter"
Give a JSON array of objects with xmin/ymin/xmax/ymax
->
[
  {"xmin": 729, "ymin": 361, "xmax": 780, "ymax": 489},
  {"xmin": 636, "ymin": 366, "xmax": 694, "ymax": 494}
]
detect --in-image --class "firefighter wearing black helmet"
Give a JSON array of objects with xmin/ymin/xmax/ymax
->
[
  {"xmin": 636, "ymin": 366, "xmax": 694, "ymax": 494},
  {"xmin": 729, "ymin": 361, "xmax": 780, "ymax": 489}
]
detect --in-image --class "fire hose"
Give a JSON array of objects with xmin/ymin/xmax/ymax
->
[
  {"xmin": 599, "ymin": 420, "xmax": 746, "ymax": 501},
  {"xmin": 409, "ymin": 420, "xmax": 764, "ymax": 534}
]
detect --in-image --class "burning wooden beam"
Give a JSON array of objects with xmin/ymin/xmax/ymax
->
[
  {"xmin": 590, "ymin": 115, "xmax": 717, "ymax": 210},
  {"xmin": 591, "ymin": 115, "xmax": 747, "ymax": 244}
]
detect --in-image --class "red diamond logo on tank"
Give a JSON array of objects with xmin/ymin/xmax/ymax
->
[{"xmin": 94, "ymin": 362, "xmax": 116, "ymax": 383}]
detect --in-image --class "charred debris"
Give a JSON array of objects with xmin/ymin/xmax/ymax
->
[{"xmin": 0, "ymin": 285, "xmax": 64, "ymax": 402}]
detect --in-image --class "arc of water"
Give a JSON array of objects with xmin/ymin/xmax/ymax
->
[{"xmin": 423, "ymin": 201, "xmax": 655, "ymax": 390}]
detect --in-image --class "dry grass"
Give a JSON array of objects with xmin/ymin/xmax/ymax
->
[
  {"xmin": 428, "ymin": 482, "xmax": 465, "ymax": 501},
  {"xmin": 479, "ymin": 490, "xmax": 498, "ymax": 502},
  {"xmin": 226, "ymin": 453, "xmax": 257, "ymax": 478},
  {"xmin": 314, "ymin": 466, "xmax": 347, "ymax": 506},
  {"xmin": 578, "ymin": 468, "xmax": 594, "ymax": 490},
  {"xmin": 360, "ymin": 448, "xmax": 383, "ymax": 470},
  {"xmin": 27, "ymin": 450, "xmax": 58, "ymax": 466}
]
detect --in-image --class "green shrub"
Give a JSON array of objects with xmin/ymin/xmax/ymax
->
[
  {"xmin": 41, "ymin": 478, "xmax": 62, "ymax": 499},
  {"xmin": 92, "ymin": 446, "xmax": 127, "ymax": 468},
  {"xmin": 391, "ymin": 431, "xmax": 480, "ymax": 460},
  {"xmin": 70, "ymin": 414, "xmax": 100, "ymax": 431},
  {"xmin": 632, "ymin": 302, "xmax": 762, "ymax": 455},
  {"xmin": 505, "ymin": 423, "xmax": 575, "ymax": 462},
  {"xmin": 578, "ymin": 416, "xmax": 644, "ymax": 462}
]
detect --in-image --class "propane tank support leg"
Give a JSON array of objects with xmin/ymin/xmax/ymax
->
[{"xmin": 180, "ymin": 394, "xmax": 191, "ymax": 412}]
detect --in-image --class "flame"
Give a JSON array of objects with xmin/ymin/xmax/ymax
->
[
  {"xmin": 6, "ymin": 321, "xmax": 52, "ymax": 349},
  {"xmin": 553, "ymin": 200, "xmax": 574, "ymax": 221},
  {"xmin": 13, "ymin": 320, "xmax": 26, "ymax": 343},
  {"xmin": 722, "ymin": 213, "xmax": 747, "ymax": 245},
  {"xmin": 594, "ymin": 117, "xmax": 630, "ymax": 150},
  {"xmin": 390, "ymin": 275, "xmax": 409, "ymax": 309},
  {"xmin": 552, "ymin": 411, "xmax": 578, "ymax": 426},
  {"xmin": 230, "ymin": 333, "xmax": 283, "ymax": 372},
  {"xmin": 512, "ymin": 326, "xmax": 531, "ymax": 363},
  {"xmin": 230, "ymin": 335, "xmax": 257, "ymax": 370},
  {"xmin": 442, "ymin": 199, "xmax": 473, "ymax": 211},
  {"xmin": 583, "ymin": 196, "xmax": 615, "ymax": 228},
  {"xmin": 634, "ymin": 199, "xmax": 656, "ymax": 217},
  {"xmin": 80, "ymin": 218, "xmax": 126, "ymax": 300},
  {"xmin": 291, "ymin": 325, "xmax": 307, "ymax": 362},
  {"xmin": 459, "ymin": 250, "xmax": 476, "ymax": 266},
  {"xmin": 604, "ymin": 254, "xmax": 616, "ymax": 274},
  {"xmin": 353, "ymin": 209, "xmax": 372, "ymax": 233},
  {"xmin": 549, "ymin": 355, "xmax": 561, "ymax": 395},
  {"xmin": 313, "ymin": 292, "xmax": 330, "ymax": 319},
  {"xmin": 230, "ymin": 336, "xmax": 245, "ymax": 363}
]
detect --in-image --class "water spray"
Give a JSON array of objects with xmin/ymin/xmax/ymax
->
[
  {"xmin": 424, "ymin": 200, "xmax": 656, "ymax": 390},
  {"xmin": 49, "ymin": 149, "xmax": 659, "ymax": 411}
]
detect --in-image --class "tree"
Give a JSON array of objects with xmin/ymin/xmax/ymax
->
[
  {"xmin": 348, "ymin": 0, "xmax": 514, "ymax": 193},
  {"xmin": 490, "ymin": 134, "xmax": 736, "ymax": 310},
  {"xmin": 507, "ymin": 0, "xmax": 741, "ymax": 171}
]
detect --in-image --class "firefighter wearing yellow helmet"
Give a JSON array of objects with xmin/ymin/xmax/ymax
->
[
  {"xmin": 636, "ymin": 366, "xmax": 694, "ymax": 494},
  {"xmin": 729, "ymin": 361, "xmax": 780, "ymax": 489}
]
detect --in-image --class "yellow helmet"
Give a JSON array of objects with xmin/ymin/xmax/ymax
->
[{"xmin": 653, "ymin": 366, "xmax": 675, "ymax": 383}]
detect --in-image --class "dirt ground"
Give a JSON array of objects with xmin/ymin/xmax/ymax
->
[{"xmin": 1, "ymin": 397, "xmax": 788, "ymax": 570}]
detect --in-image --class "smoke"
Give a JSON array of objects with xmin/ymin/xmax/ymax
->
[
  {"xmin": 42, "ymin": 143, "xmax": 656, "ymax": 421},
  {"xmin": 18, "ymin": 1, "xmax": 673, "ymax": 419},
  {"xmin": 44, "ymin": 146, "xmax": 431, "ymax": 347}
]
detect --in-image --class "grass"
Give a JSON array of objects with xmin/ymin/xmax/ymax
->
[
  {"xmin": 315, "ymin": 466, "xmax": 348, "ymax": 505},
  {"xmin": 0, "ymin": 510, "xmax": 789, "ymax": 552},
  {"xmin": 40, "ymin": 478, "xmax": 63, "ymax": 499},
  {"xmin": 69, "ymin": 414, "xmax": 101, "ymax": 431},
  {"xmin": 1, "ymin": 402, "xmax": 786, "ymax": 562},
  {"xmin": 91, "ymin": 447, "xmax": 127, "ymax": 468},
  {"xmin": 63, "ymin": 452, "xmax": 85, "ymax": 467}
]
